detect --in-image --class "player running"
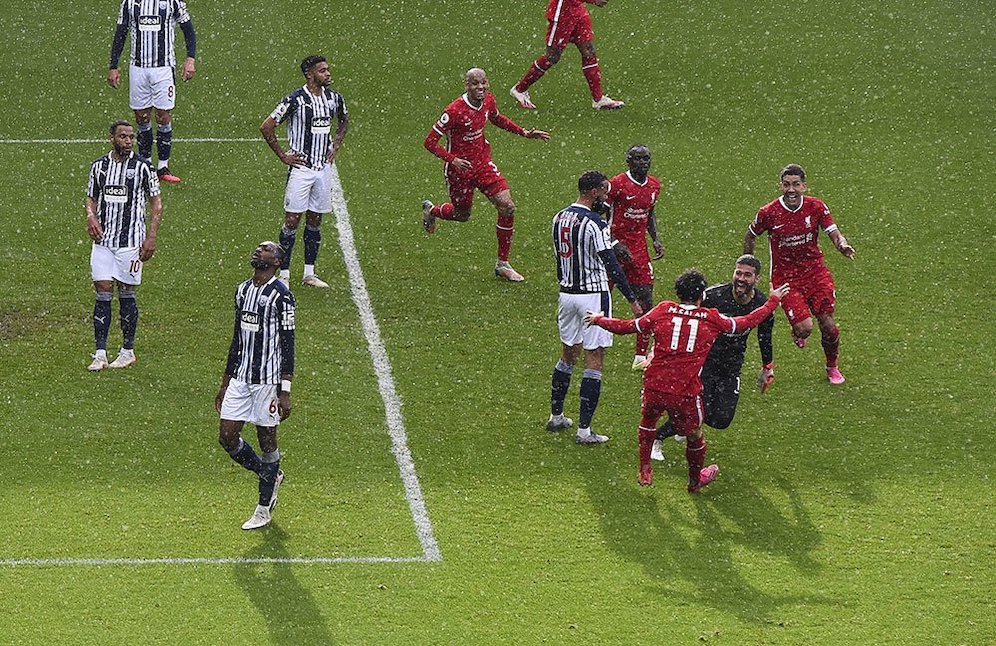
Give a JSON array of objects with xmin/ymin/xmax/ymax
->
[
  {"xmin": 510, "ymin": 0, "xmax": 624, "ymax": 110},
  {"xmin": 651, "ymin": 255, "xmax": 776, "ymax": 461},
  {"xmin": 605, "ymin": 144, "xmax": 664, "ymax": 369},
  {"xmin": 422, "ymin": 68, "xmax": 550, "ymax": 282},
  {"xmin": 744, "ymin": 164, "xmax": 856, "ymax": 384},
  {"xmin": 586, "ymin": 269, "xmax": 788, "ymax": 490}
]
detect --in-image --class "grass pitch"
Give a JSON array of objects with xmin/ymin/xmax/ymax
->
[{"xmin": 0, "ymin": 0, "xmax": 993, "ymax": 643}]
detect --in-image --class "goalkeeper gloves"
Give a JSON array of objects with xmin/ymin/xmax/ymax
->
[{"xmin": 757, "ymin": 363, "xmax": 775, "ymax": 393}]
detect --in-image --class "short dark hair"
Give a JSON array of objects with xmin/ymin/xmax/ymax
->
[
  {"xmin": 578, "ymin": 170, "xmax": 608, "ymax": 193},
  {"xmin": 109, "ymin": 120, "xmax": 132, "ymax": 136},
  {"xmin": 675, "ymin": 269, "xmax": 708, "ymax": 303},
  {"xmin": 300, "ymin": 55, "xmax": 327, "ymax": 76},
  {"xmin": 626, "ymin": 143, "xmax": 649, "ymax": 157},
  {"xmin": 735, "ymin": 254, "xmax": 762, "ymax": 274},
  {"xmin": 780, "ymin": 163, "xmax": 806, "ymax": 182}
]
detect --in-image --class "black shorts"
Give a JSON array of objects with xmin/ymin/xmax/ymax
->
[{"xmin": 701, "ymin": 369, "xmax": 741, "ymax": 430}]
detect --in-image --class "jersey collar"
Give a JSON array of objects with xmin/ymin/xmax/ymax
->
[
  {"xmin": 778, "ymin": 195, "xmax": 805, "ymax": 212},
  {"xmin": 461, "ymin": 93, "xmax": 484, "ymax": 111},
  {"xmin": 625, "ymin": 170, "xmax": 648, "ymax": 187}
]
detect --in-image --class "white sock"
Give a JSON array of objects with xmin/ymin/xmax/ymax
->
[
  {"xmin": 303, "ymin": 264, "xmax": 315, "ymax": 277},
  {"xmin": 95, "ymin": 349, "xmax": 108, "ymax": 360}
]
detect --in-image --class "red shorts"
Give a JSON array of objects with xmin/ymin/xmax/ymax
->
[
  {"xmin": 640, "ymin": 387, "xmax": 704, "ymax": 437},
  {"xmin": 445, "ymin": 159, "xmax": 509, "ymax": 211},
  {"xmin": 546, "ymin": 10, "xmax": 594, "ymax": 49},
  {"xmin": 620, "ymin": 251, "xmax": 654, "ymax": 286},
  {"xmin": 778, "ymin": 268, "xmax": 836, "ymax": 325}
]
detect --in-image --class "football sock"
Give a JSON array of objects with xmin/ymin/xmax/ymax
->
[
  {"xmin": 550, "ymin": 360, "xmax": 573, "ymax": 416},
  {"xmin": 278, "ymin": 225, "xmax": 297, "ymax": 270},
  {"xmin": 581, "ymin": 55, "xmax": 603, "ymax": 101},
  {"xmin": 137, "ymin": 122, "xmax": 153, "ymax": 159},
  {"xmin": 822, "ymin": 325, "xmax": 840, "ymax": 368},
  {"xmin": 228, "ymin": 438, "xmax": 262, "ymax": 474},
  {"xmin": 93, "ymin": 291, "xmax": 113, "ymax": 351},
  {"xmin": 258, "ymin": 451, "xmax": 281, "ymax": 506},
  {"xmin": 496, "ymin": 214, "xmax": 514, "ymax": 262},
  {"xmin": 303, "ymin": 224, "xmax": 321, "ymax": 266},
  {"xmin": 656, "ymin": 419, "xmax": 676, "ymax": 441},
  {"xmin": 118, "ymin": 287, "xmax": 138, "ymax": 350},
  {"xmin": 578, "ymin": 369, "xmax": 602, "ymax": 429},
  {"xmin": 685, "ymin": 435, "xmax": 707, "ymax": 484},
  {"xmin": 639, "ymin": 427, "xmax": 656, "ymax": 467},
  {"xmin": 156, "ymin": 122, "xmax": 172, "ymax": 165},
  {"xmin": 430, "ymin": 203, "xmax": 457, "ymax": 220},
  {"xmin": 516, "ymin": 55, "xmax": 553, "ymax": 92}
]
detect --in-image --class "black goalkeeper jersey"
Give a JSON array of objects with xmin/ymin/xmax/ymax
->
[{"xmin": 701, "ymin": 283, "xmax": 774, "ymax": 376}]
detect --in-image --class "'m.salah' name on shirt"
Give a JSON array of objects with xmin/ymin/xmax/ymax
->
[{"xmin": 665, "ymin": 304, "xmax": 708, "ymax": 319}]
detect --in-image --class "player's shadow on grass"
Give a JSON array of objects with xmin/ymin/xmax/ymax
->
[
  {"xmin": 579, "ymin": 450, "xmax": 837, "ymax": 624},
  {"xmin": 233, "ymin": 525, "xmax": 335, "ymax": 645}
]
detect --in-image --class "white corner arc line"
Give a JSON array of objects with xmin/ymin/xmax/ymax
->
[{"xmin": 328, "ymin": 163, "xmax": 442, "ymax": 562}]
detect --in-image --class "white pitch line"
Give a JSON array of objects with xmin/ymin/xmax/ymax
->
[
  {"xmin": 329, "ymin": 163, "xmax": 443, "ymax": 562},
  {"xmin": 0, "ymin": 137, "xmax": 259, "ymax": 144}
]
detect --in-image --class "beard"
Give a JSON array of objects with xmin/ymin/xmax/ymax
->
[
  {"xmin": 592, "ymin": 199, "xmax": 606, "ymax": 213},
  {"xmin": 250, "ymin": 257, "xmax": 271, "ymax": 270}
]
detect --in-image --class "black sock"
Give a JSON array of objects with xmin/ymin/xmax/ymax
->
[
  {"xmin": 137, "ymin": 124, "xmax": 153, "ymax": 159},
  {"xmin": 118, "ymin": 290, "xmax": 138, "ymax": 350},
  {"xmin": 578, "ymin": 370, "xmax": 602, "ymax": 429},
  {"xmin": 156, "ymin": 123, "xmax": 172, "ymax": 166},
  {"xmin": 228, "ymin": 438, "xmax": 262, "ymax": 474},
  {"xmin": 656, "ymin": 419, "xmax": 676, "ymax": 441},
  {"xmin": 550, "ymin": 361, "xmax": 573, "ymax": 416},
  {"xmin": 303, "ymin": 224, "xmax": 321, "ymax": 265},
  {"xmin": 279, "ymin": 225, "xmax": 297, "ymax": 270},
  {"xmin": 258, "ymin": 454, "xmax": 281, "ymax": 506},
  {"xmin": 93, "ymin": 292, "xmax": 113, "ymax": 350}
]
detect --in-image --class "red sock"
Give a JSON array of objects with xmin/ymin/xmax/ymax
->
[
  {"xmin": 431, "ymin": 202, "xmax": 457, "ymax": 220},
  {"xmin": 496, "ymin": 214, "xmax": 514, "ymax": 262},
  {"xmin": 581, "ymin": 56, "xmax": 603, "ymax": 100},
  {"xmin": 685, "ymin": 435, "xmax": 706, "ymax": 483},
  {"xmin": 638, "ymin": 427, "xmax": 656, "ymax": 468},
  {"xmin": 822, "ymin": 325, "xmax": 840, "ymax": 368},
  {"xmin": 516, "ymin": 56, "xmax": 552, "ymax": 92}
]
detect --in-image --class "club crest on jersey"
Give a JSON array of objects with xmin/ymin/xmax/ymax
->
[
  {"xmin": 138, "ymin": 15, "xmax": 162, "ymax": 31},
  {"xmin": 104, "ymin": 185, "xmax": 128, "ymax": 204},
  {"xmin": 311, "ymin": 116, "xmax": 331, "ymax": 135},
  {"xmin": 126, "ymin": 168, "xmax": 136, "ymax": 179},
  {"xmin": 240, "ymin": 310, "xmax": 261, "ymax": 333}
]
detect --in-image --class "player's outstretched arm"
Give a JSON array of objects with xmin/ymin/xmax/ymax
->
[
  {"xmin": 524, "ymin": 128, "xmax": 551, "ymax": 141},
  {"xmin": 743, "ymin": 228, "xmax": 757, "ymax": 255},
  {"xmin": 829, "ymin": 230, "xmax": 856, "ymax": 259}
]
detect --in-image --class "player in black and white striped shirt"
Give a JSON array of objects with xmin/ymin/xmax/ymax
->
[
  {"xmin": 107, "ymin": 0, "xmax": 197, "ymax": 184},
  {"xmin": 215, "ymin": 241, "xmax": 296, "ymax": 530},
  {"xmin": 260, "ymin": 55, "xmax": 349, "ymax": 289},
  {"xmin": 547, "ymin": 170, "xmax": 642, "ymax": 444},
  {"xmin": 85, "ymin": 121, "xmax": 163, "ymax": 372}
]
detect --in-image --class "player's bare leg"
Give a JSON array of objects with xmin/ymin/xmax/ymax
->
[
  {"xmin": 301, "ymin": 211, "xmax": 329, "ymax": 288},
  {"xmin": 792, "ymin": 317, "xmax": 814, "ymax": 349},
  {"xmin": 816, "ymin": 313, "xmax": 844, "ymax": 384},
  {"xmin": 490, "ymin": 190, "xmax": 524, "ymax": 282},
  {"xmin": 579, "ymin": 41, "xmax": 624, "ymax": 110},
  {"xmin": 154, "ymin": 109, "xmax": 180, "ymax": 183},
  {"xmin": 511, "ymin": 46, "xmax": 562, "ymax": 109}
]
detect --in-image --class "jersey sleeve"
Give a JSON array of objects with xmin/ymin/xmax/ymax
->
[
  {"xmin": 432, "ymin": 107, "xmax": 454, "ymax": 137},
  {"xmin": 335, "ymin": 92, "xmax": 348, "ymax": 121},
  {"xmin": 174, "ymin": 0, "xmax": 192, "ymax": 23},
  {"xmin": 117, "ymin": 0, "xmax": 130, "ymax": 25},
  {"xmin": 277, "ymin": 291, "xmax": 296, "ymax": 376},
  {"xmin": 269, "ymin": 94, "xmax": 296, "ymax": 124},
  {"xmin": 591, "ymin": 217, "xmax": 612, "ymax": 253},
  {"xmin": 816, "ymin": 199, "xmax": 837, "ymax": 233},
  {"xmin": 86, "ymin": 162, "xmax": 100, "ymax": 199},
  {"xmin": 748, "ymin": 206, "xmax": 768, "ymax": 237},
  {"xmin": 144, "ymin": 162, "xmax": 161, "ymax": 198}
]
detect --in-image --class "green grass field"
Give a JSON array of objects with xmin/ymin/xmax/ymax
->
[{"xmin": 1, "ymin": 0, "xmax": 993, "ymax": 643}]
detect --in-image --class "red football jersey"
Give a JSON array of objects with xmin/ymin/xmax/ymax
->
[
  {"xmin": 546, "ymin": 0, "xmax": 592, "ymax": 21},
  {"xmin": 607, "ymin": 171, "xmax": 661, "ymax": 258},
  {"xmin": 749, "ymin": 196, "xmax": 838, "ymax": 283},
  {"xmin": 431, "ymin": 93, "xmax": 502, "ymax": 163},
  {"xmin": 634, "ymin": 297, "xmax": 777, "ymax": 395}
]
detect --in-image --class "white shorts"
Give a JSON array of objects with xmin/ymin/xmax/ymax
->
[
  {"xmin": 558, "ymin": 291, "xmax": 614, "ymax": 350},
  {"xmin": 129, "ymin": 65, "xmax": 175, "ymax": 110},
  {"xmin": 284, "ymin": 164, "xmax": 333, "ymax": 214},
  {"xmin": 219, "ymin": 378, "xmax": 281, "ymax": 427},
  {"xmin": 91, "ymin": 244, "xmax": 143, "ymax": 285}
]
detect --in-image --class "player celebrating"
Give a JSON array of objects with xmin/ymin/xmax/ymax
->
[
  {"xmin": 215, "ymin": 241, "xmax": 295, "ymax": 530},
  {"xmin": 261, "ymin": 55, "xmax": 349, "ymax": 289},
  {"xmin": 85, "ymin": 120, "xmax": 162, "ymax": 372},
  {"xmin": 548, "ymin": 171, "xmax": 643, "ymax": 444},
  {"xmin": 107, "ymin": 0, "xmax": 197, "ymax": 184},
  {"xmin": 651, "ymin": 255, "xmax": 775, "ymax": 461},
  {"xmin": 743, "ymin": 164, "xmax": 856, "ymax": 384},
  {"xmin": 586, "ymin": 269, "xmax": 788, "ymax": 490},
  {"xmin": 605, "ymin": 144, "xmax": 664, "ymax": 369},
  {"xmin": 422, "ymin": 68, "xmax": 550, "ymax": 282},
  {"xmin": 509, "ymin": 0, "xmax": 624, "ymax": 111}
]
